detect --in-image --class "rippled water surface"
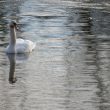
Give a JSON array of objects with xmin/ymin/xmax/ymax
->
[{"xmin": 0, "ymin": 0, "xmax": 110, "ymax": 110}]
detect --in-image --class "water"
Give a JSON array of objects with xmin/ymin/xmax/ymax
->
[{"xmin": 0, "ymin": 0, "xmax": 110, "ymax": 110}]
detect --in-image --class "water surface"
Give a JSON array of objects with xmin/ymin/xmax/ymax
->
[{"xmin": 0, "ymin": 0, "xmax": 110, "ymax": 110}]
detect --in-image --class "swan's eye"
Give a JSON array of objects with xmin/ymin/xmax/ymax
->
[{"xmin": 13, "ymin": 22, "xmax": 17, "ymax": 26}]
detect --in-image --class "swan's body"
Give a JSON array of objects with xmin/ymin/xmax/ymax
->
[
  {"xmin": 6, "ymin": 38, "xmax": 36, "ymax": 53},
  {"xmin": 6, "ymin": 21, "xmax": 36, "ymax": 53}
]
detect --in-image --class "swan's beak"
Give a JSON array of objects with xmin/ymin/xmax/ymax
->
[{"xmin": 15, "ymin": 24, "xmax": 19, "ymax": 31}]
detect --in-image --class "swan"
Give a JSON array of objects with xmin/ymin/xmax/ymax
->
[{"xmin": 6, "ymin": 21, "xmax": 36, "ymax": 53}]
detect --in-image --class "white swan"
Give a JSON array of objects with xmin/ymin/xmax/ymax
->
[{"xmin": 6, "ymin": 21, "xmax": 36, "ymax": 53}]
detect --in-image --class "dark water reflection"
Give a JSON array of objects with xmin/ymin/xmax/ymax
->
[
  {"xmin": 7, "ymin": 53, "xmax": 30, "ymax": 84},
  {"xmin": 7, "ymin": 54, "xmax": 16, "ymax": 84},
  {"xmin": 0, "ymin": 0, "xmax": 110, "ymax": 110}
]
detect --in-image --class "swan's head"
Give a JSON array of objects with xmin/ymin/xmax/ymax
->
[{"xmin": 10, "ymin": 21, "xmax": 18, "ymax": 30}]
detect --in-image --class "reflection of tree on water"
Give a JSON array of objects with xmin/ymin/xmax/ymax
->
[
  {"xmin": 91, "ymin": 9, "xmax": 110, "ymax": 36},
  {"xmin": 0, "ymin": 2, "xmax": 8, "ymax": 35},
  {"xmin": 0, "ymin": 0, "xmax": 23, "ymax": 35},
  {"xmin": 7, "ymin": 53, "xmax": 30, "ymax": 84},
  {"xmin": 80, "ymin": 8, "xmax": 110, "ymax": 110},
  {"xmin": 63, "ymin": 7, "xmax": 89, "ymax": 109},
  {"xmin": 64, "ymin": 6, "xmax": 110, "ymax": 110}
]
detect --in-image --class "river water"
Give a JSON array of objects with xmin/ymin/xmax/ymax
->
[{"xmin": 0, "ymin": 0, "xmax": 110, "ymax": 110}]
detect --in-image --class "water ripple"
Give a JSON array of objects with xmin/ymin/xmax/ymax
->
[{"xmin": 0, "ymin": 0, "xmax": 110, "ymax": 110}]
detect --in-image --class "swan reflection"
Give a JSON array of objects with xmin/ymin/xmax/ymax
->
[{"xmin": 7, "ymin": 53, "xmax": 30, "ymax": 84}]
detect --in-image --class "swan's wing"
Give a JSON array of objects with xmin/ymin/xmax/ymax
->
[
  {"xmin": 25, "ymin": 40, "xmax": 36, "ymax": 50},
  {"xmin": 16, "ymin": 39, "xmax": 36, "ymax": 53},
  {"xmin": 16, "ymin": 38, "xmax": 24, "ymax": 43}
]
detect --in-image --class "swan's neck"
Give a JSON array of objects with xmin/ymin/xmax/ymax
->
[{"xmin": 9, "ymin": 27, "xmax": 16, "ymax": 45}]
